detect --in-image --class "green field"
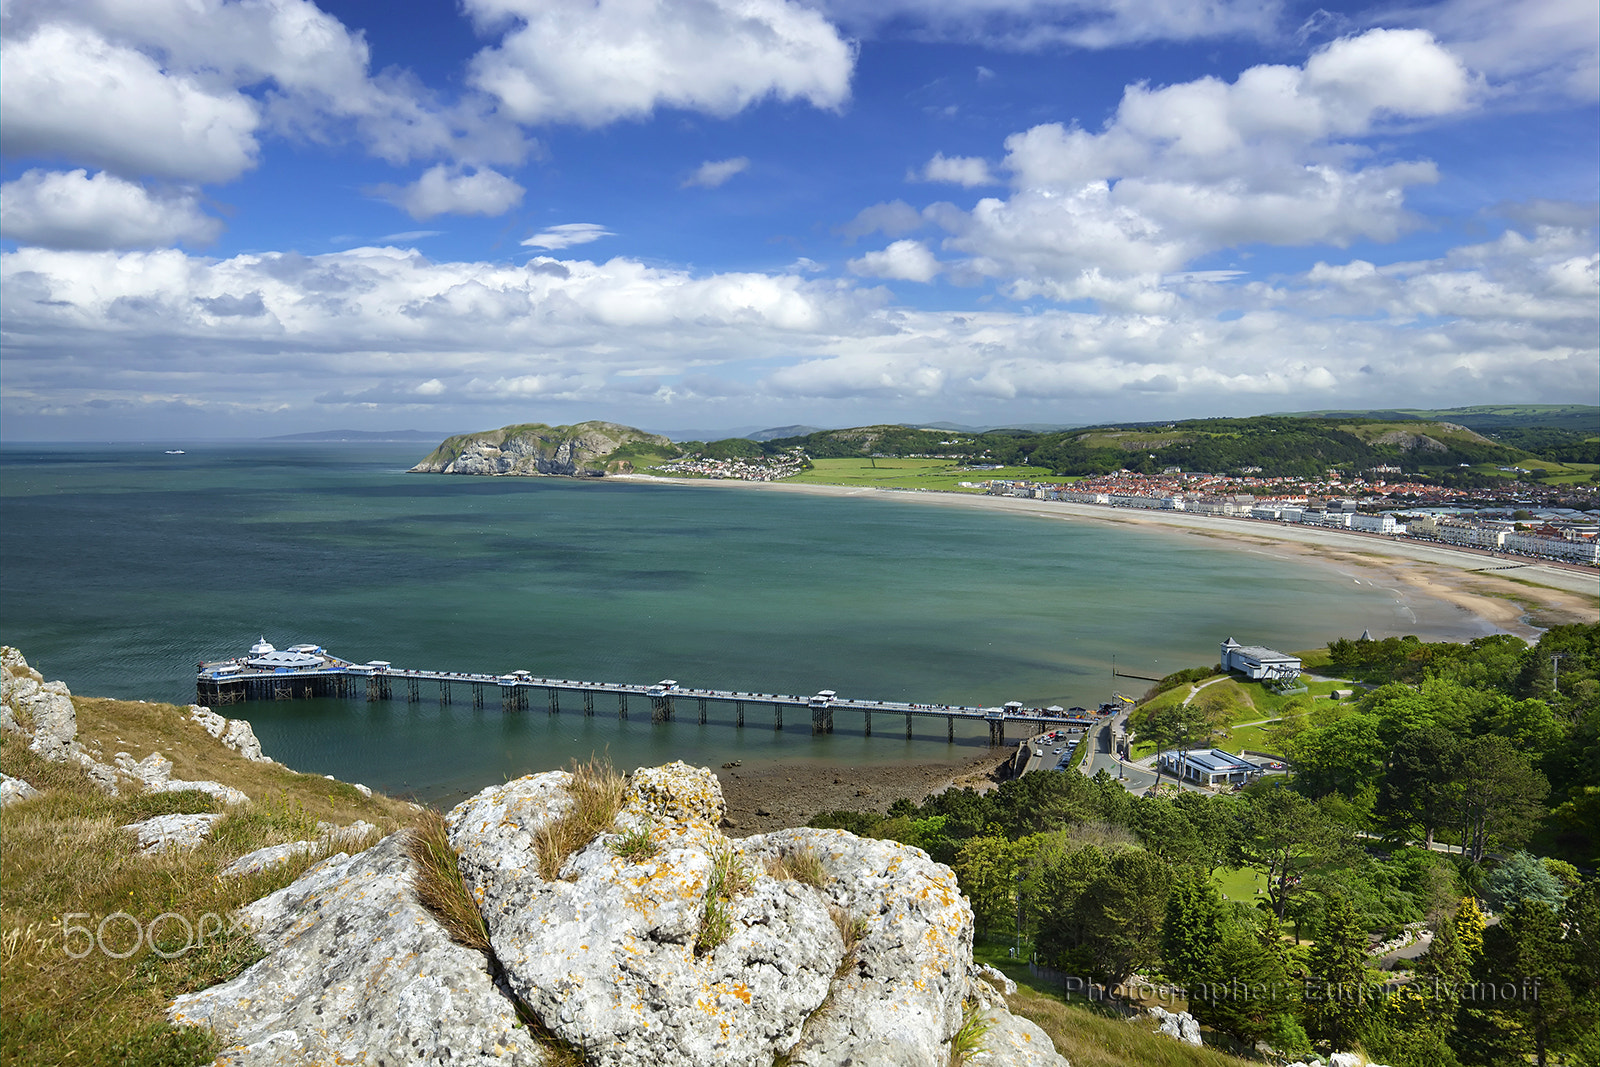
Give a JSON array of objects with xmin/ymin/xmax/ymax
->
[{"xmin": 785, "ymin": 457, "xmax": 1059, "ymax": 492}]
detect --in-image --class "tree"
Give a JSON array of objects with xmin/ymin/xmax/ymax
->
[
  {"xmin": 1484, "ymin": 851, "xmax": 1567, "ymax": 913},
  {"xmin": 1161, "ymin": 869, "xmax": 1225, "ymax": 987},
  {"xmin": 1078, "ymin": 848, "xmax": 1172, "ymax": 985},
  {"xmin": 1288, "ymin": 711, "xmax": 1383, "ymax": 798},
  {"xmin": 1233, "ymin": 785, "xmax": 1354, "ymax": 920},
  {"xmin": 1377, "ymin": 725, "xmax": 1464, "ymax": 849},
  {"xmin": 1456, "ymin": 735, "xmax": 1549, "ymax": 862},
  {"xmin": 1477, "ymin": 900, "xmax": 1573, "ymax": 1067},
  {"xmin": 1304, "ymin": 895, "xmax": 1373, "ymax": 1050},
  {"xmin": 954, "ymin": 834, "xmax": 1020, "ymax": 935}
]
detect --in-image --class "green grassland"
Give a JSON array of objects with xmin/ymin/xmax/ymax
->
[
  {"xmin": 784, "ymin": 457, "xmax": 1059, "ymax": 492},
  {"xmin": 1, "ymin": 696, "xmax": 420, "ymax": 1067}
]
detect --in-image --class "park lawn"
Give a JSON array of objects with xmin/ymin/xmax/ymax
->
[
  {"xmin": 1217, "ymin": 720, "xmax": 1279, "ymax": 755},
  {"xmin": 786, "ymin": 457, "xmax": 1059, "ymax": 492},
  {"xmin": 1211, "ymin": 866, "xmax": 1268, "ymax": 906}
]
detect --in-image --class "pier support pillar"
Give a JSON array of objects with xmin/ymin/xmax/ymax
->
[
  {"xmin": 811, "ymin": 707, "xmax": 834, "ymax": 735},
  {"xmin": 698, "ymin": 697, "xmax": 708, "ymax": 724},
  {"xmin": 440, "ymin": 681, "xmax": 451, "ymax": 706},
  {"xmin": 948, "ymin": 716, "xmax": 954, "ymax": 743},
  {"xmin": 773, "ymin": 703, "xmax": 782, "ymax": 730},
  {"xmin": 905, "ymin": 713, "xmax": 913, "ymax": 740},
  {"xmin": 864, "ymin": 709, "xmax": 871, "ymax": 737},
  {"xmin": 407, "ymin": 679, "xmax": 419, "ymax": 703},
  {"xmin": 472, "ymin": 683, "xmax": 484, "ymax": 710},
  {"xmin": 619, "ymin": 693, "xmax": 628, "ymax": 719},
  {"xmin": 735, "ymin": 701, "xmax": 745, "ymax": 727},
  {"xmin": 547, "ymin": 688, "xmax": 560, "ymax": 715},
  {"xmin": 988, "ymin": 720, "xmax": 1005, "ymax": 746},
  {"xmin": 583, "ymin": 690, "xmax": 594, "ymax": 716},
  {"xmin": 651, "ymin": 697, "xmax": 672, "ymax": 723}
]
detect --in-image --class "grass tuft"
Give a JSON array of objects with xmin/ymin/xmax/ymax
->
[
  {"xmin": 535, "ymin": 757, "xmax": 626, "ymax": 881},
  {"xmin": 765, "ymin": 846, "xmax": 826, "ymax": 888},
  {"xmin": 607, "ymin": 816, "xmax": 660, "ymax": 862},
  {"xmin": 947, "ymin": 1003, "xmax": 994, "ymax": 1066},
  {"xmin": 695, "ymin": 844, "xmax": 751, "ymax": 956},
  {"xmin": 407, "ymin": 809, "xmax": 491, "ymax": 953}
]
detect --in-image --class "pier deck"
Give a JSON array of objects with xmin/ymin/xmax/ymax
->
[{"xmin": 197, "ymin": 644, "xmax": 1107, "ymax": 744}]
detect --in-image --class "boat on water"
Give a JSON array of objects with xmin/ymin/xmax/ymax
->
[{"xmin": 164, "ymin": 449, "xmax": 186, "ymax": 454}]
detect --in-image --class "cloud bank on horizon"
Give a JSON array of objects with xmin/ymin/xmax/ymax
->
[{"xmin": 0, "ymin": 0, "xmax": 1595, "ymax": 439}]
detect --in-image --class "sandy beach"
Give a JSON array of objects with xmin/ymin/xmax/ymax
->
[{"xmin": 615, "ymin": 474, "xmax": 1597, "ymax": 827}]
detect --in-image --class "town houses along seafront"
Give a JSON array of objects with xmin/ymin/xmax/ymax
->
[{"xmin": 979, "ymin": 469, "xmax": 1598, "ymax": 566}]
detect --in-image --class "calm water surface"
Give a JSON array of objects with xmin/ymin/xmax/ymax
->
[{"xmin": 0, "ymin": 443, "xmax": 1472, "ymax": 803}]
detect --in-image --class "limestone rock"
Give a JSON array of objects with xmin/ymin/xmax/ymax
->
[
  {"xmin": 968, "ymin": 1006, "xmax": 1071, "ymax": 1066},
  {"xmin": 2, "ymin": 773, "xmax": 42, "ymax": 806},
  {"xmin": 189, "ymin": 705, "xmax": 271, "ymax": 763},
  {"xmin": 1149, "ymin": 1005, "xmax": 1202, "ymax": 1046},
  {"xmin": 974, "ymin": 962, "xmax": 1019, "ymax": 997},
  {"xmin": 114, "ymin": 750, "xmax": 249, "ymax": 805},
  {"xmin": 743, "ymin": 828, "xmax": 974, "ymax": 1067},
  {"xmin": 124, "ymin": 813, "xmax": 225, "ymax": 853},
  {"xmin": 449, "ymin": 763, "xmax": 840, "ymax": 1067},
  {"xmin": 20, "ymin": 680, "xmax": 77, "ymax": 761},
  {"xmin": 218, "ymin": 841, "xmax": 317, "ymax": 878},
  {"xmin": 169, "ymin": 833, "xmax": 543, "ymax": 1066}
]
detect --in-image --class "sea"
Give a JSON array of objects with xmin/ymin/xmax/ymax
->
[{"xmin": 0, "ymin": 442, "xmax": 1483, "ymax": 805}]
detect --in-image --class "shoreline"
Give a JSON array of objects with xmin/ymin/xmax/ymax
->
[{"xmin": 614, "ymin": 474, "xmax": 1598, "ymax": 641}]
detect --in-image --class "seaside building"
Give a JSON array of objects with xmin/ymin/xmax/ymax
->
[
  {"xmin": 1220, "ymin": 638, "xmax": 1303, "ymax": 680},
  {"xmin": 1157, "ymin": 748, "xmax": 1259, "ymax": 787}
]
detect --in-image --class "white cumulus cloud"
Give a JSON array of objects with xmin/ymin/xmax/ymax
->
[
  {"xmin": 463, "ymin": 0, "xmax": 855, "ymax": 126},
  {"xmin": 0, "ymin": 23, "xmax": 261, "ymax": 183},
  {"xmin": 921, "ymin": 29, "xmax": 1476, "ymax": 291},
  {"xmin": 0, "ymin": 169, "xmax": 222, "ymax": 249},
  {"xmin": 683, "ymin": 157, "xmax": 751, "ymax": 189},
  {"xmin": 918, "ymin": 153, "xmax": 997, "ymax": 186},
  {"xmin": 521, "ymin": 223, "xmax": 616, "ymax": 250},
  {"xmin": 376, "ymin": 165, "xmax": 526, "ymax": 220},
  {"xmin": 849, "ymin": 240, "xmax": 943, "ymax": 282}
]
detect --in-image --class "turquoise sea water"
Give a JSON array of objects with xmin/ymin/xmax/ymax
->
[{"xmin": 0, "ymin": 443, "xmax": 1481, "ymax": 804}]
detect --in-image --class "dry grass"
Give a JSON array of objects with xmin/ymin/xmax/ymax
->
[
  {"xmin": 0, "ymin": 695, "xmax": 420, "ymax": 1067},
  {"xmin": 765, "ymin": 845, "xmax": 827, "ymax": 888},
  {"xmin": 1002, "ymin": 986, "xmax": 1259, "ymax": 1067},
  {"xmin": 407, "ymin": 809, "xmax": 490, "ymax": 953},
  {"xmin": 534, "ymin": 757, "xmax": 626, "ymax": 881}
]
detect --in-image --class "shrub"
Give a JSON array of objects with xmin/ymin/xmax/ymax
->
[{"xmin": 535, "ymin": 757, "xmax": 625, "ymax": 881}]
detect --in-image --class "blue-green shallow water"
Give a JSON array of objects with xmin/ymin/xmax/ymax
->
[{"xmin": 0, "ymin": 443, "xmax": 1483, "ymax": 805}]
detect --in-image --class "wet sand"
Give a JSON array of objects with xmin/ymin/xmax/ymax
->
[{"xmin": 717, "ymin": 750, "xmax": 1013, "ymax": 835}]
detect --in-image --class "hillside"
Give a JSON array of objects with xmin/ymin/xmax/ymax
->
[
  {"xmin": 0, "ymin": 648, "xmax": 1265, "ymax": 1067},
  {"xmin": 410, "ymin": 420, "xmax": 677, "ymax": 476}
]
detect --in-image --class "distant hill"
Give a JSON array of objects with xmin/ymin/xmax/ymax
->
[
  {"xmin": 266, "ymin": 429, "xmax": 455, "ymax": 442},
  {"xmin": 1283, "ymin": 405, "xmax": 1599, "ymax": 434},
  {"xmin": 746, "ymin": 424, "xmax": 825, "ymax": 441}
]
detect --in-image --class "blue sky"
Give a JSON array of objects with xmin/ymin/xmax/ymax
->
[{"xmin": 1, "ymin": 0, "xmax": 1595, "ymax": 440}]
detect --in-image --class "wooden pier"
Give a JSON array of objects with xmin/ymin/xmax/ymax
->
[{"xmin": 197, "ymin": 642, "xmax": 1106, "ymax": 746}]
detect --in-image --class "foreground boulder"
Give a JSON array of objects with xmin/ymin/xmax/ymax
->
[
  {"xmin": 170, "ymin": 833, "xmax": 543, "ymax": 1065},
  {"xmin": 173, "ymin": 761, "xmax": 1066, "ymax": 1066}
]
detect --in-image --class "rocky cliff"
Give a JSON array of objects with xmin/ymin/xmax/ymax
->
[
  {"xmin": 409, "ymin": 421, "xmax": 676, "ymax": 477},
  {"xmin": 172, "ymin": 761, "xmax": 1069, "ymax": 1066}
]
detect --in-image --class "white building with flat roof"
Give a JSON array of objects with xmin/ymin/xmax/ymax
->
[{"xmin": 1220, "ymin": 638, "xmax": 1302, "ymax": 680}]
